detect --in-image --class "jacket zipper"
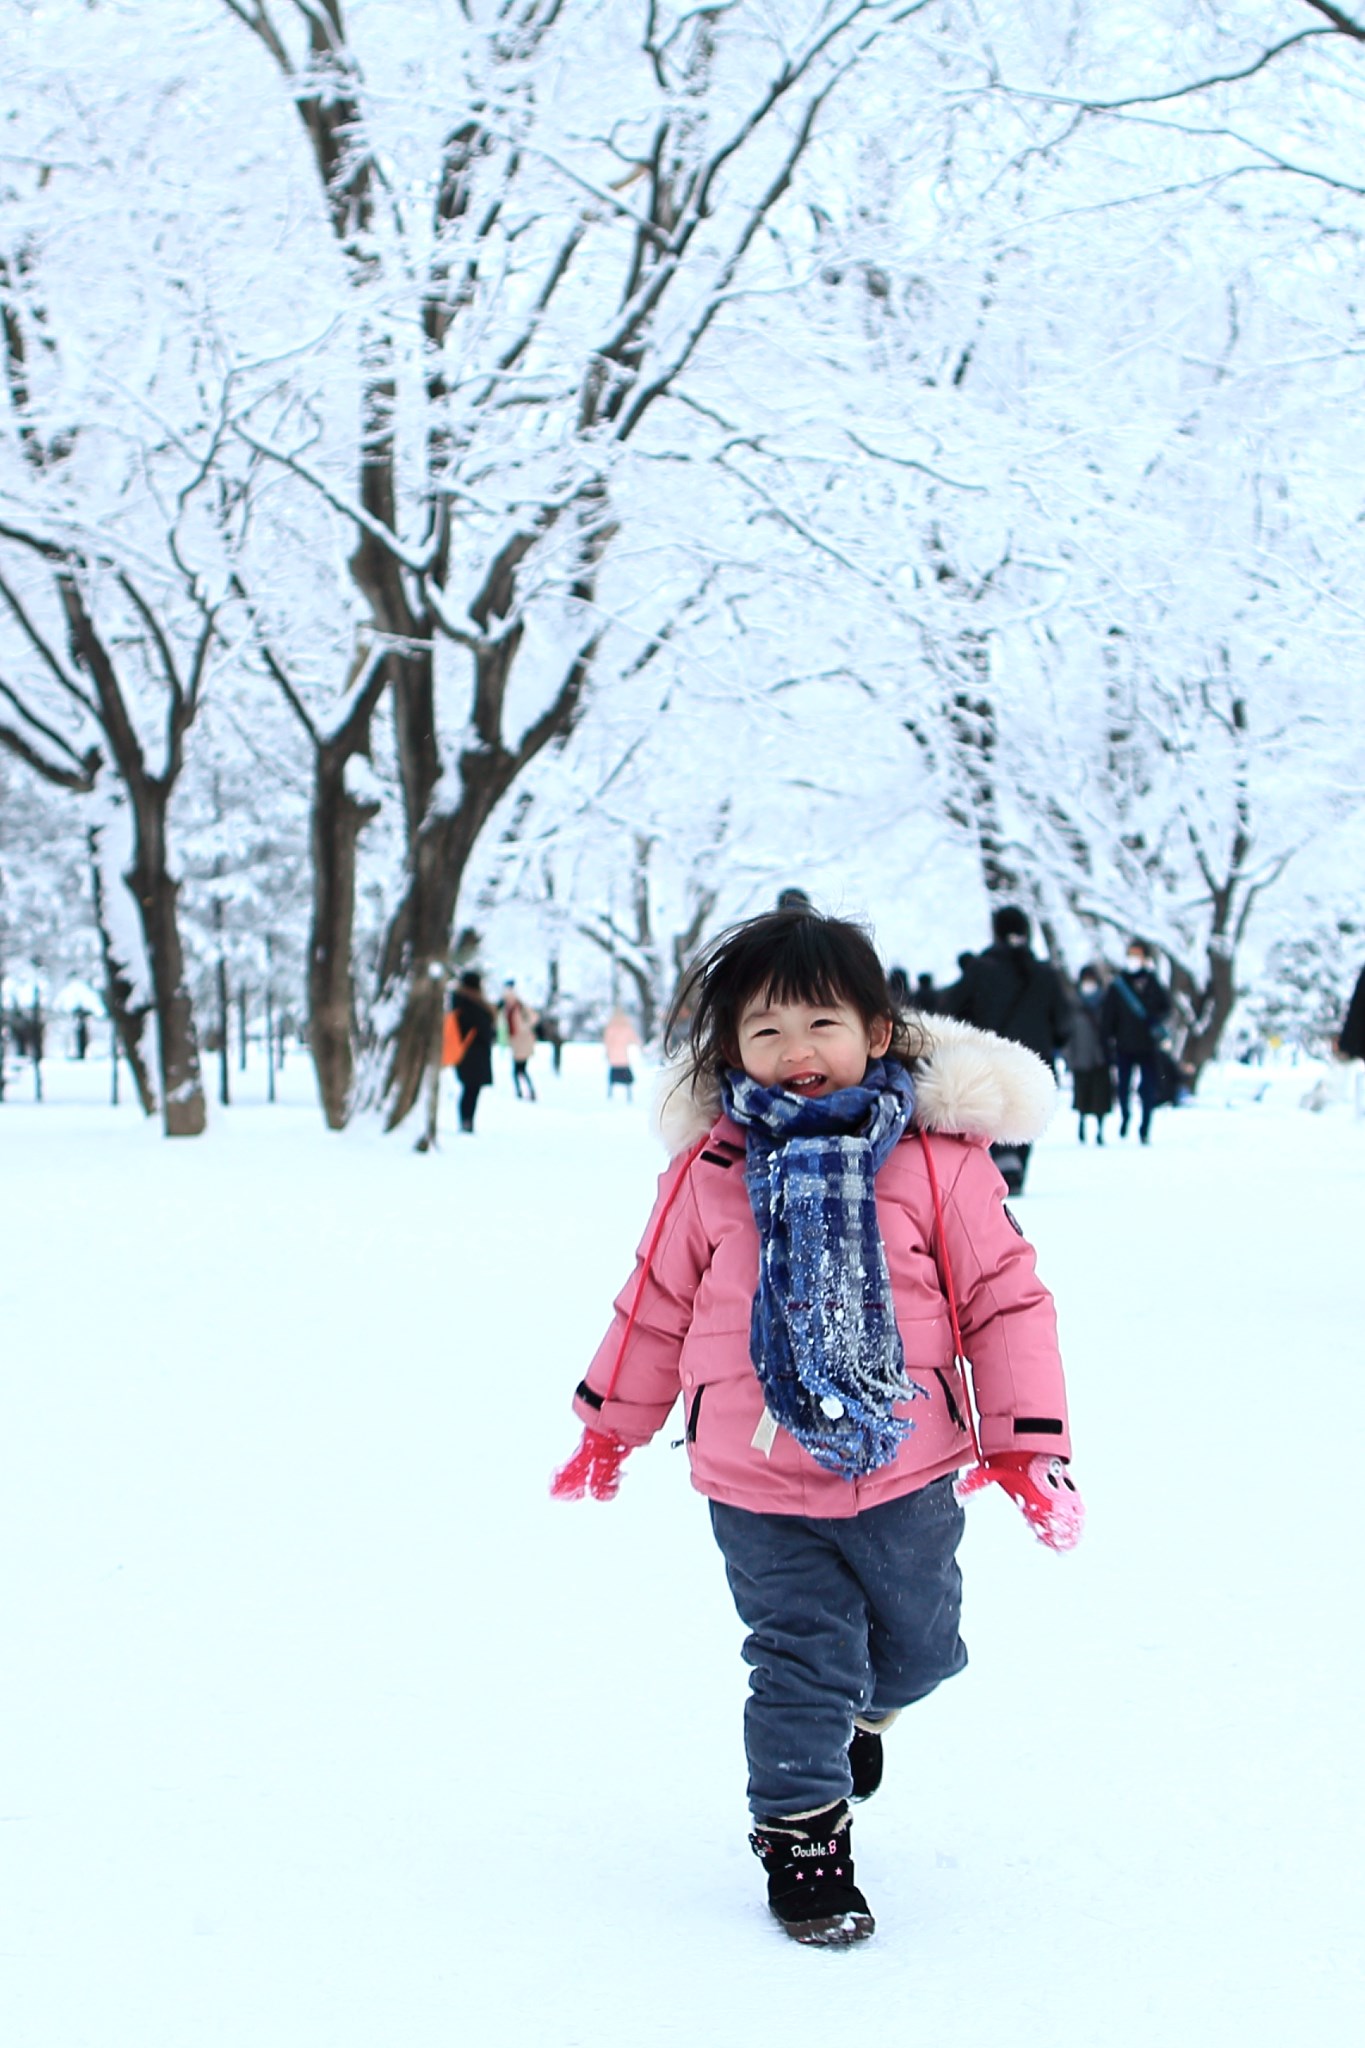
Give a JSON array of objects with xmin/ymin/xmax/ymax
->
[
  {"xmin": 672, "ymin": 1384, "xmax": 705, "ymax": 1451},
  {"xmin": 934, "ymin": 1366, "xmax": 967, "ymax": 1435}
]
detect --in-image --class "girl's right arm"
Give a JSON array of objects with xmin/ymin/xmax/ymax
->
[{"xmin": 571, "ymin": 1151, "xmax": 712, "ymax": 1450}]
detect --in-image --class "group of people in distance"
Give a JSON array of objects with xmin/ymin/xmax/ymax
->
[
  {"xmin": 909, "ymin": 906, "xmax": 1173, "ymax": 1194},
  {"xmin": 443, "ymin": 971, "xmax": 641, "ymax": 1131},
  {"xmin": 443, "ymin": 971, "xmax": 553, "ymax": 1132},
  {"xmin": 445, "ymin": 903, "xmax": 1177, "ymax": 1171}
]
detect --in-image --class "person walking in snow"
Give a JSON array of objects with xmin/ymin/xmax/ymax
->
[
  {"xmin": 1067, "ymin": 965, "xmax": 1114, "ymax": 1144},
  {"xmin": 1102, "ymin": 938, "xmax": 1172, "ymax": 1144},
  {"xmin": 603, "ymin": 1008, "xmax": 641, "ymax": 1101},
  {"xmin": 536, "ymin": 1004, "xmax": 565, "ymax": 1076},
  {"xmin": 500, "ymin": 980, "xmax": 539, "ymax": 1101},
  {"xmin": 551, "ymin": 907, "xmax": 1081, "ymax": 1948},
  {"xmin": 937, "ymin": 905, "xmax": 1071, "ymax": 1194},
  {"xmin": 448, "ymin": 971, "xmax": 497, "ymax": 1133}
]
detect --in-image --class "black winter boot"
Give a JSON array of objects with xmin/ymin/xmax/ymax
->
[
  {"xmin": 748, "ymin": 1800, "xmax": 874, "ymax": 1947},
  {"xmin": 848, "ymin": 1727, "xmax": 884, "ymax": 1803}
]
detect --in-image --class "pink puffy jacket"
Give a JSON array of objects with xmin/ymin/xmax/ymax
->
[{"xmin": 573, "ymin": 1017, "xmax": 1071, "ymax": 1518}]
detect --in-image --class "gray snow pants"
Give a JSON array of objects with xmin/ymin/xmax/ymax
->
[{"xmin": 709, "ymin": 1477, "xmax": 967, "ymax": 1818}]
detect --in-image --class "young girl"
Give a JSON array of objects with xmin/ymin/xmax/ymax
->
[{"xmin": 552, "ymin": 909, "xmax": 1082, "ymax": 1948}]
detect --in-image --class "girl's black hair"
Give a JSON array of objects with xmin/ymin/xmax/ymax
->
[{"xmin": 666, "ymin": 907, "xmax": 929, "ymax": 1079}]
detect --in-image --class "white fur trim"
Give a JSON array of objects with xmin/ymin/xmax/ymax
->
[
  {"xmin": 910, "ymin": 1013, "xmax": 1060, "ymax": 1145},
  {"xmin": 651, "ymin": 1012, "xmax": 1058, "ymax": 1154}
]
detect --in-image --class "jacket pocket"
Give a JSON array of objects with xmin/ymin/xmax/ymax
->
[{"xmin": 685, "ymin": 1385, "xmax": 705, "ymax": 1444}]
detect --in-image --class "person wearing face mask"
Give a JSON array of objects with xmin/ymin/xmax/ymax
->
[
  {"xmin": 1067, "ymin": 966, "xmax": 1114, "ymax": 1143},
  {"xmin": 1102, "ymin": 939, "xmax": 1172, "ymax": 1144}
]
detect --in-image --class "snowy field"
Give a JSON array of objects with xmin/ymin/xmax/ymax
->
[{"xmin": 2, "ymin": 1043, "xmax": 1362, "ymax": 2048}]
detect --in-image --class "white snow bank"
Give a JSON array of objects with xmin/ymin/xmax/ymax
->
[{"xmin": 0, "ymin": 1045, "xmax": 1361, "ymax": 2047}]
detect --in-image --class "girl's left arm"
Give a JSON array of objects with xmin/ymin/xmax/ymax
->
[{"xmin": 931, "ymin": 1139, "xmax": 1071, "ymax": 1463}]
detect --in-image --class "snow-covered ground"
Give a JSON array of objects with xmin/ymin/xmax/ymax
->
[{"xmin": 2, "ymin": 1046, "xmax": 1362, "ymax": 2047}]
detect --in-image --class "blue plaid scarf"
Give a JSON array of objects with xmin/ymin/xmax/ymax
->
[{"xmin": 721, "ymin": 1058, "xmax": 927, "ymax": 1479}]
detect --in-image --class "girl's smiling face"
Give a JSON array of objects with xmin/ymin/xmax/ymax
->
[{"xmin": 734, "ymin": 993, "xmax": 893, "ymax": 1097}]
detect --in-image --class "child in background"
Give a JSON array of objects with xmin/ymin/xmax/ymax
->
[
  {"xmin": 500, "ymin": 980, "xmax": 539, "ymax": 1101},
  {"xmin": 603, "ymin": 1008, "xmax": 641, "ymax": 1101},
  {"xmin": 553, "ymin": 909, "xmax": 1081, "ymax": 1947}
]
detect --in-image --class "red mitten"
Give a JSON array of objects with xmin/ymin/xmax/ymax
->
[
  {"xmin": 955, "ymin": 1452, "xmax": 1084, "ymax": 1551},
  {"xmin": 549, "ymin": 1426, "xmax": 631, "ymax": 1502}
]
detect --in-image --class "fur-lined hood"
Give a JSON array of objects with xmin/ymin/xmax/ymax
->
[{"xmin": 655, "ymin": 1012, "xmax": 1058, "ymax": 1156}]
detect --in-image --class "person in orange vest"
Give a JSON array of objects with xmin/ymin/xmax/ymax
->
[{"xmin": 445, "ymin": 971, "xmax": 496, "ymax": 1132}]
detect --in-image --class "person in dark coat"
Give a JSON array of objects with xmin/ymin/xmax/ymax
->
[
  {"xmin": 889, "ymin": 965, "xmax": 940, "ymax": 1014},
  {"xmin": 1067, "ymin": 966, "xmax": 1114, "ymax": 1144},
  {"xmin": 1339, "ymin": 963, "xmax": 1365, "ymax": 1062},
  {"xmin": 536, "ymin": 1005, "xmax": 565, "ymax": 1075},
  {"xmin": 938, "ymin": 905, "xmax": 1071, "ymax": 1193},
  {"xmin": 449, "ymin": 970, "xmax": 497, "ymax": 1133},
  {"xmin": 1101, "ymin": 938, "xmax": 1172, "ymax": 1144}
]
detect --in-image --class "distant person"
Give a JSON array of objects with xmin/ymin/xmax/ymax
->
[
  {"xmin": 448, "ymin": 971, "xmax": 496, "ymax": 1133},
  {"xmin": 775, "ymin": 886, "xmax": 813, "ymax": 912},
  {"xmin": 886, "ymin": 966, "xmax": 938, "ymax": 1014},
  {"xmin": 501, "ymin": 980, "xmax": 539, "ymax": 1101},
  {"xmin": 1067, "ymin": 966, "xmax": 1114, "ymax": 1145},
  {"xmin": 939, "ymin": 905, "xmax": 1071, "ymax": 1193},
  {"xmin": 536, "ymin": 1004, "xmax": 565, "ymax": 1075},
  {"xmin": 1102, "ymin": 939, "xmax": 1172, "ymax": 1145},
  {"xmin": 603, "ymin": 1009, "xmax": 641, "ymax": 1101},
  {"xmin": 1338, "ymin": 962, "xmax": 1365, "ymax": 1062}
]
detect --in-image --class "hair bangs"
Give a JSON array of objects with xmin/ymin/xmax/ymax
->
[{"xmin": 748, "ymin": 922, "xmax": 851, "ymax": 1016}]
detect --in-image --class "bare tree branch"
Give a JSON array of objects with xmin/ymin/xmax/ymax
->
[
  {"xmin": 1304, "ymin": 2, "xmax": 1365, "ymax": 39},
  {"xmin": 0, "ymin": 674, "xmax": 99, "ymax": 787},
  {"xmin": 0, "ymin": 565, "xmax": 98, "ymax": 717}
]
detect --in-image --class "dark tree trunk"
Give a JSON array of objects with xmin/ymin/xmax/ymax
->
[
  {"xmin": 216, "ymin": 955, "xmax": 231, "ymax": 1108},
  {"xmin": 308, "ymin": 737, "xmax": 380, "ymax": 1129},
  {"xmin": 948, "ymin": 681, "xmax": 1021, "ymax": 903},
  {"xmin": 128, "ymin": 791, "xmax": 206, "ymax": 1137},
  {"xmin": 373, "ymin": 574, "xmax": 602, "ymax": 1130},
  {"xmin": 1170, "ymin": 947, "xmax": 1237, "ymax": 1086},
  {"xmin": 375, "ymin": 797, "xmax": 479, "ymax": 1130},
  {"xmin": 87, "ymin": 825, "xmax": 157, "ymax": 1117}
]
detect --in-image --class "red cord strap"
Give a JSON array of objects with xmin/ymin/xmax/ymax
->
[
  {"xmin": 917, "ymin": 1130, "xmax": 983, "ymax": 1468},
  {"xmin": 597, "ymin": 1133, "xmax": 981, "ymax": 1470},
  {"xmin": 599, "ymin": 1137, "xmax": 709, "ymax": 1407}
]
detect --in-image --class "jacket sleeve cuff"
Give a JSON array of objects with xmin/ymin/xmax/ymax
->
[
  {"xmin": 572, "ymin": 1381, "xmax": 675, "ymax": 1449},
  {"xmin": 980, "ymin": 1415, "xmax": 1072, "ymax": 1461}
]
